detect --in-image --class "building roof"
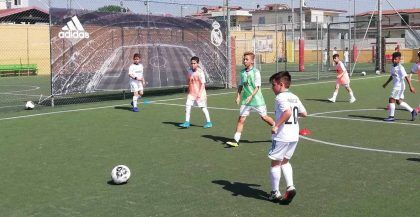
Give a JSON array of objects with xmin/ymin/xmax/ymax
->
[
  {"xmin": 356, "ymin": 8, "xmax": 420, "ymax": 16},
  {"xmin": 251, "ymin": 6, "xmax": 346, "ymax": 14},
  {"xmin": 0, "ymin": 6, "xmax": 49, "ymax": 23}
]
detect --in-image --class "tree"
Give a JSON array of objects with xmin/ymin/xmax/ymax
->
[{"xmin": 97, "ymin": 5, "xmax": 130, "ymax": 13}]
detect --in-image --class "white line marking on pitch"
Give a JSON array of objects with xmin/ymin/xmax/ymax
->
[
  {"xmin": 300, "ymin": 136, "xmax": 420, "ymax": 155},
  {"xmin": 0, "ymin": 75, "xmax": 386, "ymax": 122}
]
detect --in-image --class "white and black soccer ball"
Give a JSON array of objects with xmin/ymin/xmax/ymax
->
[
  {"xmin": 361, "ymin": 71, "xmax": 366, "ymax": 76},
  {"xmin": 25, "ymin": 101, "xmax": 35, "ymax": 110},
  {"xmin": 111, "ymin": 165, "xmax": 131, "ymax": 184},
  {"xmin": 375, "ymin": 70, "xmax": 381, "ymax": 75}
]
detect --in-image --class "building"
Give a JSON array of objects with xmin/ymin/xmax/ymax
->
[
  {"xmin": 0, "ymin": 0, "xmax": 28, "ymax": 9},
  {"xmin": 0, "ymin": 6, "xmax": 49, "ymax": 24},
  {"xmin": 356, "ymin": 8, "xmax": 420, "ymax": 38},
  {"xmin": 250, "ymin": 4, "xmax": 347, "ymax": 40},
  {"xmin": 190, "ymin": 6, "xmax": 252, "ymax": 30}
]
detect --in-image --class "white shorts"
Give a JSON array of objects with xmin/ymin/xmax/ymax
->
[
  {"xmin": 390, "ymin": 89, "xmax": 404, "ymax": 100},
  {"xmin": 186, "ymin": 98, "xmax": 207, "ymax": 107},
  {"xmin": 130, "ymin": 81, "xmax": 143, "ymax": 93},
  {"xmin": 239, "ymin": 105, "xmax": 267, "ymax": 117},
  {"xmin": 268, "ymin": 140, "xmax": 298, "ymax": 161}
]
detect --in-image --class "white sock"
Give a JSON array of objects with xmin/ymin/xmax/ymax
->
[
  {"xmin": 389, "ymin": 103, "xmax": 395, "ymax": 117},
  {"xmin": 234, "ymin": 132, "xmax": 241, "ymax": 143},
  {"xmin": 185, "ymin": 105, "xmax": 192, "ymax": 122},
  {"xmin": 331, "ymin": 91, "xmax": 338, "ymax": 99},
  {"xmin": 349, "ymin": 91, "xmax": 355, "ymax": 99},
  {"xmin": 270, "ymin": 166, "xmax": 281, "ymax": 192},
  {"xmin": 281, "ymin": 162, "xmax": 294, "ymax": 188},
  {"xmin": 399, "ymin": 102, "xmax": 413, "ymax": 112},
  {"xmin": 202, "ymin": 107, "xmax": 211, "ymax": 122},
  {"xmin": 132, "ymin": 96, "xmax": 138, "ymax": 108}
]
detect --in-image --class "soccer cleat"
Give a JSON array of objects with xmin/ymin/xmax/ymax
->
[
  {"xmin": 268, "ymin": 190, "xmax": 281, "ymax": 202},
  {"xmin": 203, "ymin": 122, "xmax": 213, "ymax": 128},
  {"xmin": 179, "ymin": 121, "xmax": 190, "ymax": 128},
  {"xmin": 349, "ymin": 97, "xmax": 356, "ymax": 103},
  {"xmin": 279, "ymin": 186, "xmax": 296, "ymax": 205},
  {"xmin": 411, "ymin": 110, "xmax": 417, "ymax": 121},
  {"xmin": 226, "ymin": 141, "xmax": 239, "ymax": 147},
  {"xmin": 328, "ymin": 97, "xmax": 336, "ymax": 103},
  {"xmin": 133, "ymin": 107, "xmax": 139, "ymax": 112},
  {"xmin": 383, "ymin": 116, "xmax": 395, "ymax": 122}
]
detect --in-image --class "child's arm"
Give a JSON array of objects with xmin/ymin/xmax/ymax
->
[
  {"xmin": 382, "ymin": 76, "xmax": 392, "ymax": 88},
  {"xmin": 405, "ymin": 76, "xmax": 416, "ymax": 93},
  {"xmin": 236, "ymin": 86, "xmax": 243, "ymax": 105},
  {"xmin": 272, "ymin": 109, "xmax": 292, "ymax": 134}
]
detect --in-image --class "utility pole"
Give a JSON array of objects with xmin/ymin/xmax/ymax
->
[
  {"xmin": 377, "ymin": 0, "xmax": 382, "ymax": 72},
  {"xmin": 299, "ymin": 0, "xmax": 304, "ymax": 71},
  {"xmin": 226, "ymin": 0, "xmax": 232, "ymax": 88}
]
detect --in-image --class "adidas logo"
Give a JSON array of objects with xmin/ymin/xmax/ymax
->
[{"xmin": 58, "ymin": 16, "xmax": 90, "ymax": 39}]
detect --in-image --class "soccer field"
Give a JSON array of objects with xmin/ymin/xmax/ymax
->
[{"xmin": 0, "ymin": 74, "xmax": 419, "ymax": 216}]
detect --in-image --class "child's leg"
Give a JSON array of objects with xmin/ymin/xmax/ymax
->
[
  {"xmin": 185, "ymin": 105, "xmax": 192, "ymax": 122},
  {"xmin": 388, "ymin": 98, "xmax": 396, "ymax": 117},
  {"xmin": 270, "ymin": 160, "xmax": 281, "ymax": 193},
  {"xmin": 329, "ymin": 84, "xmax": 339, "ymax": 101},
  {"xmin": 345, "ymin": 85, "xmax": 356, "ymax": 101},
  {"xmin": 132, "ymin": 92, "xmax": 140, "ymax": 108},
  {"xmin": 261, "ymin": 115, "xmax": 275, "ymax": 126},
  {"xmin": 280, "ymin": 159, "xmax": 294, "ymax": 189},
  {"xmin": 233, "ymin": 116, "xmax": 246, "ymax": 142},
  {"xmin": 397, "ymin": 99, "xmax": 414, "ymax": 112},
  {"xmin": 201, "ymin": 107, "xmax": 211, "ymax": 122}
]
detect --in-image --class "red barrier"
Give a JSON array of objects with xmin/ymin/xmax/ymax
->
[{"xmin": 299, "ymin": 38, "xmax": 304, "ymax": 72}]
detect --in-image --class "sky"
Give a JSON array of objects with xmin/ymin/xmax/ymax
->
[{"xmin": 30, "ymin": 0, "xmax": 420, "ymax": 16}]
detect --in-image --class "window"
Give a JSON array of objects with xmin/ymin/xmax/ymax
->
[
  {"xmin": 14, "ymin": 0, "xmax": 21, "ymax": 6},
  {"xmin": 288, "ymin": 15, "xmax": 292, "ymax": 22},
  {"xmin": 258, "ymin": 16, "xmax": 265, "ymax": 24},
  {"xmin": 401, "ymin": 14, "xmax": 409, "ymax": 26}
]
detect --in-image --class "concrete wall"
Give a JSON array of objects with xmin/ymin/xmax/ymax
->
[{"xmin": 0, "ymin": 24, "xmax": 50, "ymax": 75}]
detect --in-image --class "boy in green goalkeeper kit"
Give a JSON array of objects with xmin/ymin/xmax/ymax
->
[{"xmin": 227, "ymin": 51, "xmax": 275, "ymax": 147}]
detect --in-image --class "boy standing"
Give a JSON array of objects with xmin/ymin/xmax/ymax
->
[
  {"xmin": 328, "ymin": 54, "xmax": 356, "ymax": 103},
  {"xmin": 179, "ymin": 56, "xmax": 212, "ymax": 128},
  {"xmin": 128, "ymin": 53, "xmax": 146, "ymax": 112},
  {"xmin": 268, "ymin": 71, "xmax": 307, "ymax": 205},
  {"xmin": 226, "ymin": 51, "xmax": 274, "ymax": 147},
  {"xmin": 410, "ymin": 51, "xmax": 420, "ymax": 82},
  {"xmin": 383, "ymin": 52, "xmax": 417, "ymax": 121},
  {"xmin": 344, "ymin": 47, "xmax": 350, "ymax": 67}
]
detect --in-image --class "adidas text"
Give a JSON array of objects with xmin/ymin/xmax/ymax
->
[{"xmin": 58, "ymin": 30, "xmax": 90, "ymax": 39}]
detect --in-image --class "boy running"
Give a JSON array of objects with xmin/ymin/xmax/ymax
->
[
  {"xmin": 179, "ymin": 56, "xmax": 212, "ymax": 128},
  {"xmin": 328, "ymin": 54, "xmax": 356, "ymax": 103},
  {"xmin": 410, "ymin": 51, "xmax": 420, "ymax": 82},
  {"xmin": 128, "ymin": 53, "xmax": 146, "ymax": 112},
  {"xmin": 226, "ymin": 51, "xmax": 274, "ymax": 147},
  {"xmin": 383, "ymin": 52, "xmax": 417, "ymax": 121},
  {"xmin": 268, "ymin": 71, "xmax": 307, "ymax": 205}
]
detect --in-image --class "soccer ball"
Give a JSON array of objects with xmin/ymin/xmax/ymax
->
[
  {"xmin": 361, "ymin": 71, "xmax": 366, "ymax": 76},
  {"xmin": 375, "ymin": 70, "xmax": 381, "ymax": 75},
  {"xmin": 25, "ymin": 101, "xmax": 35, "ymax": 110},
  {"xmin": 111, "ymin": 165, "xmax": 131, "ymax": 184}
]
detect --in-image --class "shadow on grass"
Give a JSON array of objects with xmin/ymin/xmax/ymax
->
[
  {"xmin": 348, "ymin": 114, "xmax": 385, "ymax": 121},
  {"xmin": 107, "ymin": 180, "xmax": 128, "ymax": 185},
  {"xmin": 202, "ymin": 135, "xmax": 270, "ymax": 148},
  {"xmin": 407, "ymin": 158, "xmax": 420, "ymax": 163},
  {"xmin": 304, "ymin": 98, "xmax": 332, "ymax": 103},
  {"xmin": 114, "ymin": 106, "xmax": 133, "ymax": 111},
  {"xmin": 212, "ymin": 180, "xmax": 268, "ymax": 201},
  {"xmin": 162, "ymin": 121, "xmax": 200, "ymax": 128}
]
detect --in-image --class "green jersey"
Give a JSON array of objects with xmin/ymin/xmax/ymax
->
[{"xmin": 239, "ymin": 67, "xmax": 265, "ymax": 106}]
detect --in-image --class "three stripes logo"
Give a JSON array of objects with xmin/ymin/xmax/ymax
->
[{"xmin": 58, "ymin": 16, "xmax": 90, "ymax": 39}]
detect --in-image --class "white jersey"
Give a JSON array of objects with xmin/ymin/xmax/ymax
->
[
  {"xmin": 272, "ymin": 91, "xmax": 306, "ymax": 142},
  {"xmin": 344, "ymin": 51, "xmax": 349, "ymax": 62},
  {"xmin": 390, "ymin": 64, "xmax": 407, "ymax": 91},
  {"xmin": 128, "ymin": 63, "xmax": 144, "ymax": 81}
]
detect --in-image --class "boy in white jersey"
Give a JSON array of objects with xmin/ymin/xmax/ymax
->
[
  {"xmin": 226, "ymin": 51, "xmax": 274, "ymax": 147},
  {"xmin": 328, "ymin": 54, "xmax": 356, "ymax": 103},
  {"xmin": 268, "ymin": 71, "xmax": 307, "ymax": 205},
  {"xmin": 383, "ymin": 52, "xmax": 417, "ymax": 121},
  {"xmin": 179, "ymin": 56, "xmax": 212, "ymax": 128},
  {"xmin": 410, "ymin": 51, "xmax": 420, "ymax": 82},
  {"xmin": 128, "ymin": 53, "xmax": 146, "ymax": 112},
  {"xmin": 344, "ymin": 47, "xmax": 349, "ymax": 67}
]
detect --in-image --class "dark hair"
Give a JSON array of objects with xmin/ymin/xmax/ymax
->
[
  {"xmin": 269, "ymin": 71, "xmax": 291, "ymax": 88},
  {"xmin": 392, "ymin": 52, "xmax": 401, "ymax": 60},
  {"xmin": 191, "ymin": 56, "xmax": 199, "ymax": 63},
  {"xmin": 417, "ymin": 51, "xmax": 420, "ymax": 58},
  {"xmin": 133, "ymin": 53, "xmax": 141, "ymax": 59},
  {"xmin": 332, "ymin": 54, "xmax": 339, "ymax": 59}
]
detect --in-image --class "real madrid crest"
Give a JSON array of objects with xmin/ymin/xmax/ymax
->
[{"xmin": 211, "ymin": 21, "xmax": 223, "ymax": 47}]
